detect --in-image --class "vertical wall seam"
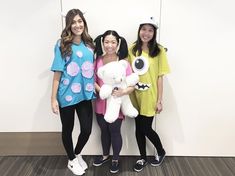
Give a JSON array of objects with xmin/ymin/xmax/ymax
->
[
  {"xmin": 159, "ymin": 0, "xmax": 163, "ymax": 43},
  {"xmin": 60, "ymin": 0, "xmax": 64, "ymax": 30}
]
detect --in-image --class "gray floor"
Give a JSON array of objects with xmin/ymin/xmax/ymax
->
[{"xmin": 0, "ymin": 155, "xmax": 234, "ymax": 176}]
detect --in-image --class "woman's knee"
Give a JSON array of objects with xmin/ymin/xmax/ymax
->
[{"xmin": 80, "ymin": 127, "xmax": 92, "ymax": 138}]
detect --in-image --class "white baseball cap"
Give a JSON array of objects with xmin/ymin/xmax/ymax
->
[{"xmin": 140, "ymin": 16, "xmax": 158, "ymax": 29}]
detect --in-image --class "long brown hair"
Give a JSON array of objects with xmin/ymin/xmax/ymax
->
[{"xmin": 60, "ymin": 9, "xmax": 94, "ymax": 58}]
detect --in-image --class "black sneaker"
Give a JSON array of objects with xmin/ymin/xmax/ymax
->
[
  {"xmin": 110, "ymin": 160, "xmax": 119, "ymax": 173},
  {"xmin": 150, "ymin": 150, "xmax": 166, "ymax": 166},
  {"xmin": 133, "ymin": 159, "xmax": 148, "ymax": 172},
  {"xmin": 93, "ymin": 156, "xmax": 110, "ymax": 166}
]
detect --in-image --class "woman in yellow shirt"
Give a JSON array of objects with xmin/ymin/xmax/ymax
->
[{"xmin": 128, "ymin": 16, "xmax": 170, "ymax": 172}]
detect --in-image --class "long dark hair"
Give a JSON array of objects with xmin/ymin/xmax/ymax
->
[
  {"xmin": 132, "ymin": 24, "xmax": 160, "ymax": 57},
  {"xmin": 60, "ymin": 9, "xmax": 95, "ymax": 58},
  {"xmin": 94, "ymin": 30, "xmax": 128, "ymax": 60}
]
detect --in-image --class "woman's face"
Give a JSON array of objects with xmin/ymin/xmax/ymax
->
[
  {"xmin": 103, "ymin": 34, "xmax": 118, "ymax": 55},
  {"xmin": 139, "ymin": 24, "xmax": 155, "ymax": 44},
  {"xmin": 71, "ymin": 14, "xmax": 84, "ymax": 36}
]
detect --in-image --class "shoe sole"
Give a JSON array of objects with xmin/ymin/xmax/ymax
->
[
  {"xmin": 82, "ymin": 165, "xmax": 88, "ymax": 170},
  {"xmin": 150, "ymin": 155, "xmax": 166, "ymax": 167},
  {"xmin": 110, "ymin": 169, "xmax": 119, "ymax": 173},
  {"xmin": 134, "ymin": 162, "xmax": 148, "ymax": 172},
  {"xmin": 93, "ymin": 163, "xmax": 103, "ymax": 167},
  {"xmin": 93, "ymin": 158, "xmax": 110, "ymax": 167},
  {"xmin": 134, "ymin": 168, "xmax": 143, "ymax": 172},
  {"xmin": 67, "ymin": 165, "xmax": 85, "ymax": 175}
]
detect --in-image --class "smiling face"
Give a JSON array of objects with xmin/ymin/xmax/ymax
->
[
  {"xmin": 139, "ymin": 24, "xmax": 155, "ymax": 44},
  {"xmin": 103, "ymin": 34, "xmax": 118, "ymax": 55},
  {"xmin": 71, "ymin": 14, "xmax": 84, "ymax": 36}
]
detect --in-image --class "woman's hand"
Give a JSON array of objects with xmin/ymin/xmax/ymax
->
[
  {"xmin": 51, "ymin": 72, "xmax": 61, "ymax": 115},
  {"xmin": 51, "ymin": 98, "xmax": 59, "ymax": 115},
  {"xmin": 156, "ymin": 101, "xmax": 163, "ymax": 113},
  {"xmin": 112, "ymin": 88, "xmax": 126, "ymax": 97}
]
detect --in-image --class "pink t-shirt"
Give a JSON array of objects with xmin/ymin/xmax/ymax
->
[{"xmin": 94, "ymin": 57, "xmax": 133, "ymax": 119}]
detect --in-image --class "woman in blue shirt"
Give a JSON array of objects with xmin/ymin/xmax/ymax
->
[{"xmin": 50, "ymin": 9, "xmax": 95, "ymax": 176}]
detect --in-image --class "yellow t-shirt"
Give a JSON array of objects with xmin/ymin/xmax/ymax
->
[{"xmin": 128, "ymin": 45, "xmax": 170, "ymax": 116}]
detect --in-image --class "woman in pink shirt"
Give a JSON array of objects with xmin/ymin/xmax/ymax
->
[{"xmin": 92, "ymin": 30, "xmax": 134, "ymax": 174}]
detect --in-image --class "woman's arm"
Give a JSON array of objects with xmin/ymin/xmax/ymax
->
[
  {"xmin": 112, "ymin": 86, "xmax": 135, "ymax": 97},
  {"xmin": 156, "ymin": 75, "xmax": 163, "ymax": 113},
  {"xmin": 51, "ymin": 71, "xmax": 61, "ymax": 114},
  {"xmin": 95, "ymin": 82, "xmax": 101, "ymax": 93}
]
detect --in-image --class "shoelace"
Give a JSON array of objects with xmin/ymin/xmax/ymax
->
[
  {"xmin": 155, "ymin": 155, "xmax": 160, "ymax": 161},
  {"xmin": 136, "ymin": 159, "xmax": 145, "ymax": 165},
  {"xmin": 112, "ymin": 161, "xmax": 118, "ymax": 165}
]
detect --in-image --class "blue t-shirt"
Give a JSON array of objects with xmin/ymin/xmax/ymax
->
[{"xmin": 51, "ymin": 40, "xmax": 96, "ymax": 108}]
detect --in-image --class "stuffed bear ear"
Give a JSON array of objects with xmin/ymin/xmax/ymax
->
[
  {"xmin": 97, "ymin": 67, "xmax": 105, "ymax": 79},
  {"xmin": 119, "ymin": 60, "xmax": 128, "ymax": 69}
]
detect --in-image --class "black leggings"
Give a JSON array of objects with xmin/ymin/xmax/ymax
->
[
  {"xmin": 135, "ymin": 114, "xmax": 164, "ymax": 160},
  {"xmin": 59, "ymin": 100, "xmax": 93, "ymax": 160},
  {"xmin": 96, "ymin": 113, "xmax": 122, "ymax": 161}
]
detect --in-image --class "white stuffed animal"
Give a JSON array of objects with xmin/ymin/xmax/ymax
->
[{"xmin": 97, "ymin": 60, "xmax": 139, "ymax": 123}]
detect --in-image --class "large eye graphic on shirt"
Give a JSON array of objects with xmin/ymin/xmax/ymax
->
[{"xmin": 132, "ymin": 56, "xmax": 149, "ymax": 75}]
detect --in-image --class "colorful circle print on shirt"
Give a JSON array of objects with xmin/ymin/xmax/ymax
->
[{"xmin": 51, "ymin": 41, "xmax": 96, "ymax": 107}]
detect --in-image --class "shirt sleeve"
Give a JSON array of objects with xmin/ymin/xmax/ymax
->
[
  {"xmin": 158, "ymin": 47, "xmax": 170, "ymax": 76},
  {"xmin": 94, "ymin": 59, "xmax": 98, "ymax": 82},
  {"xmin": 50, "ymin": 40, "xmax": 65, "ymax": 72},
  {"xmin": 127, "ymin": 47, "xmax": 133, "ymax": 64},
  {"xmin": 126, "ymin": 61, "xmax": 133, "ymax": 76}
]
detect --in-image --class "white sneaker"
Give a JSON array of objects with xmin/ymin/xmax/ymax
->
[
  {"xmin": 67, "ymin": 158, "xmax": 85, "ymax": 175},
  {"xmin": 76, "ymin": 154, "xmax": 88, "ymax": 170}
]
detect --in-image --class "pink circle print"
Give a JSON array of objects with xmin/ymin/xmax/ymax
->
[
  {"xmin": 65, "ymin": 95, "xmax": 72, "ymax": 102},
  {"xmin": 85, "ymin": 83, "xmax": 94, "ymax": 92},
  {"xmin": 67, "ymin": 62, "xmax": 80, "ymax": 76},
  {"xmin": 63, "ymin": 79, "xmax": 69, "ymax": 85},
  {"xmin": 81, "ymin": 61, "xmax": 94, "ymax": 78},
  {"xmin": 76, "ymin": 51, "xmax": 83, "ymax": 58},
  {"xmin": 71, "ymin": 83, "xmax": 81, "ymax": 93}
]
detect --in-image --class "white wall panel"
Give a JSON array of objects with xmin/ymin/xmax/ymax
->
[
  {"xmin": 0, "ymin": 0, "xmax": 62, "ymax": 131},
  {"xmin": 159, "ymin": 0, "xmax": 235, "ymax": 156},
  {"xmin": 61, "ymin": 0, "xmax": 161, "ymax": 44}
]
